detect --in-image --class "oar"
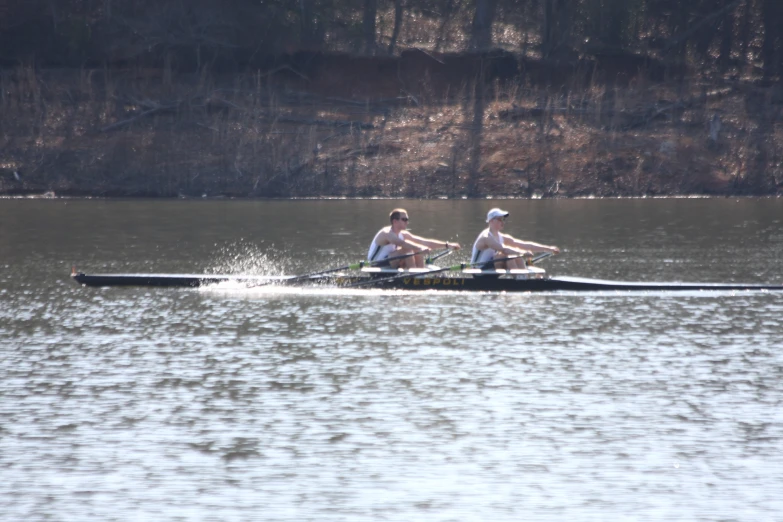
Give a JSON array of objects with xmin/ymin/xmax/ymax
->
[{"xmin": 247, "ymin": 249, "xmax": 447, "ymax": 288}]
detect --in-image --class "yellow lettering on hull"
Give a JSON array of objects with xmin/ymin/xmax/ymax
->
[{"xmin": 399, "ymin": 277, "xmax": 464, "ymax": 287}]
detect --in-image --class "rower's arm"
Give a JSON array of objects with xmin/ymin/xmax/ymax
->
[
  {"xmin": 405, "ymin": 233, "xmax": 460, "ymax": 250},
  {"xmin": 478, "ymin": 234, "xmax": 524, "ymax": 256},
  {"xmin": 505, "ymin": 236, "xmax": 560, "ymax": 254},
  {"xmin": 392, "ymin": 231, "xmax": 430, "ymax": 251}
]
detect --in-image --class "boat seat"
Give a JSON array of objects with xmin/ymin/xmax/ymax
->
[
  {"xmin": 360, "ymin": 266, "xmax": 439, "ymax": 275},
  {"xmin": 408, "ymin": 267, "xmax": 437, "ymax": 273},
  {"xmin": 361, "ymin": 267, "xmax": 399, "ymax": 273},
  {"xmin": 463, "ymin": 267, "xmax": 547, "ymax": 279}
]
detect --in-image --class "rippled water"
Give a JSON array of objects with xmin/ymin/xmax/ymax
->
[{"xmin": 2, "ymin": 199, "xmax": 783, "ymax": 521}]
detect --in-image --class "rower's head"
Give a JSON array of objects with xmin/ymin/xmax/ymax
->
[
  {"xmin": 486, "ymin": 208, "xmax": 509, "ymax": 229},
  {"xmin": 390, "ymin": 208, "xmax": 409, "ymax": 229}
]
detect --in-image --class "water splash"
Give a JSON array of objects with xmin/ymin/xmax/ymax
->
[{"xmin": 205, "ymin": 240, "xmax": 291, "ymax": 276}]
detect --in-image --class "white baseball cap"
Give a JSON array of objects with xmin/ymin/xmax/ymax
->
[{"xmin": 486, "ymin": 208, "xmax": 509, "ymax": 222}]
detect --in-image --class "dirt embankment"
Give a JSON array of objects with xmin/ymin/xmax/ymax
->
[{"xmin": 1, "ymin": 50, "xmax": 782, "ymax": 198}]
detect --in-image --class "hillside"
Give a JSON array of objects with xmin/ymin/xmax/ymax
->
[{"xmin": 2, "ymin": 51, "xmax": 781, "ymax": 198}]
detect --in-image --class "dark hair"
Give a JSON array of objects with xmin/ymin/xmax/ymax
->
[{"xmin": 389, "ymin": 208, "xmax": 407, "ymax": 223}]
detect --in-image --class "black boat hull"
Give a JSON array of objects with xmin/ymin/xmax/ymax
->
[{"xmin": 71, "ymin": 272, "xmax": 783, "ymax": 292}]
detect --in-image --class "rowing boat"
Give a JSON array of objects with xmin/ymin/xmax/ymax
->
[{"xmin": 71, "ymin": 266, "xmax": 783, "ymax": 292}]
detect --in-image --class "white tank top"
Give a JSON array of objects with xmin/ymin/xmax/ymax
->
[
  {"xmin": 471, "ymin": 228, "xmax": 503, "ymax": 264},
  {"xmin": 368, "ymin": 228, "xmax": 404, "ymax": 261}
]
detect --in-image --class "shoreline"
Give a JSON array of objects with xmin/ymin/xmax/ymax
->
[{"xmin": 3, "ymin": 191, "xmax": 781, "ymax": 201}]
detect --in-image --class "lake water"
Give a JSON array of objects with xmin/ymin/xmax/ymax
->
[{"xmin": 1, "ymin": 198, "xmax": 783, "ymax": 521}]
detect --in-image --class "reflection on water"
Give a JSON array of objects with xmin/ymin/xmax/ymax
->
[{"xmin": 1, "ymin": 199, "xmax": 783, "ymax": 521}]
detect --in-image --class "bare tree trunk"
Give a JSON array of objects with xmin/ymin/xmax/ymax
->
[
  {"xmin": 363, "ymin": 0, "xmax": 377, "ymax": 55},
  {"xmin": 470, "ymin": 0, "xmax": 498, "ymax": 51},
  {"xmin": 435, "ymin": 0, "xmax": 455, "ymax": 52},
  {"xmin": 542, "ymin": 0, "xmax": 569, "ymax": 58},
  {"xmin": 0, "ymin": 0, "xmax": 9, "ymax": 31},
  {"xmin": 739, "ymin": 0, "xmax": 752, "ymax": 63},
  {"xmin": 521, "ymin": 0, "xmax": 531, "ymax": 56},
  {"xmin": 300, "ymin": 0, "xmax": 317, "ymax": 48},
  {"xmin": 747, "ymin": 103, "xmax": 780, "ymax": 193},
  {"xmin": 671, "ymin": 1, "xmax": 690, "ymax": 60},
  {"xmin": 718, "ymin": 8, "xmax": 734, "ymax": 74},
  {"xmin": 467, "ymin": 63, "xmax": 486, "ymax": 195},
  {"xmin": 388, "ymin": 0, "xmax": 403, "ymax": 55},
  {"xmin": 762, "ymin": 0, "xmax": 783, "ymax": 78},
  {"xmin": 694, "ymin": 7, "xmax": 714, "ymax": 64}
]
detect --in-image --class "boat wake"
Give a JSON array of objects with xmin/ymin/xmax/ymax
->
[
  {"xmin": 198, "ymin": 279, "xmax": 781, "ymax": 299},
  {"xmin": 198, "ymin": 279, "xmax": 461, "ymax": 297}
]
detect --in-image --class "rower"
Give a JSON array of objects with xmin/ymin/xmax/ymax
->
[
  {"xmin": 471, "ymin": 207, "xmax": 559, "ymax": 270},
  {"xmin": 368, "ymin": 208, "xmax": 461, "ymax": 269}
]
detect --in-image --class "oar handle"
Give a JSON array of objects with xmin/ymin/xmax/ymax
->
[
  {"xmin": 425, "ymin": 248, "xmax": 452, "ymax": 265},
  {"xmin": 527, "ymin": 251, "xmax": 554, "ymax": 265}
]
